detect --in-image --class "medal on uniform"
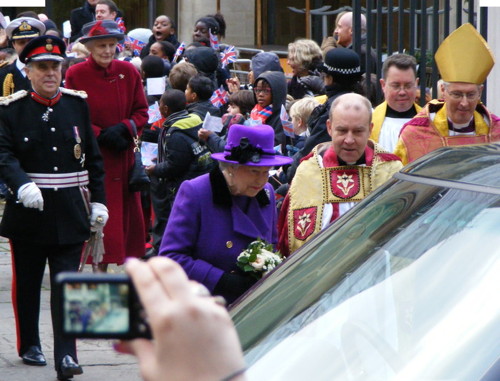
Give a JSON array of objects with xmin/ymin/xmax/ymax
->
[
  {"xmin": 73, "ymin": 126, "xmax": 82, "ymax": 160},
  {"xmin": 42, "ymin": 107, "xmax": 53, "ymax": 122}
]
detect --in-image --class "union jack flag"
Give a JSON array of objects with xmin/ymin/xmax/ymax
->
[
  {"xmin": 209, "ymin": 29, "xmax": 219, "ymax": 50},
  {"xmin": 115, "ymin": 17, "xmax": 126, "ymax": 33},
  {"xmin": 148, "ymin": 102, "xmax": 162, "ymax": 124},
  {"xmin": 210, "ymin": 86, "xmax": 229, "ymax": 108},
  {"xmin": 173, "ymin": 41, "xmax": 186, "ymax": 62},
  {"xmin": 220, "ymin": 45, "xmax": 237, "ymax": 68},
  {"xmin": 126, "ymin": 36, "xmax": 146, "ymax": 56},
  {"xmin": 280, "ymin": 104, "xmax": 295, "ymax": 137}
]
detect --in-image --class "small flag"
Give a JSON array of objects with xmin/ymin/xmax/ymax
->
[
  {"xmin": 220, "ymin": 45, "xmax": 237, "ymax": 68},
  {"xmin": 115, "ymin": 17, "xmax": 126, "ymax": 33},
  {"xmin": 209, "ymin": 29, "xmax": 219, "ymax": 50},
  {"xmin": 148, "ymin": 102, "xmax": 162, "ymax": 124},
  {"xmin": 173, "ymin": 41, "xmax": 186, "ymax": 63},
  {"xmin": 210, "ymin": 86, "xmax": 229, "ymax": 108},
  {"xmin": 280, "ymin": 105, "xmax": 294, "ymax": 137},
  {"xmin": 126, "ymin": 36, "xmax": 146, "ymax": 56}
]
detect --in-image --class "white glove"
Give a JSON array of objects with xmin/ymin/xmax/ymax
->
[
  {"xmin": 90, "ymin": 202, "xmax": 109, "ymax": 231},
  {"xmin": 18, "ymin": 182, "xmax": 44, "ymax": 211}
]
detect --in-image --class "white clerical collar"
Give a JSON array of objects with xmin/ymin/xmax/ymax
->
[
  {"xmin": 16, "ymin": 59, "xmax": 26, "ymax": 77},
  {"xmin": 449, "ymin": 117, "xmax": 473, "ymax": 129}
]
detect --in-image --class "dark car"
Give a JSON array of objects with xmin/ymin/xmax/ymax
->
[{"xmin": 230, "ymin": 143, "xmax": 500, "ymax": 381}]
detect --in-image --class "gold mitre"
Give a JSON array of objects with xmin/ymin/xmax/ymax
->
[{"xmin": 435, "ymin": 23, "xmax": 495, "ymax": 84}]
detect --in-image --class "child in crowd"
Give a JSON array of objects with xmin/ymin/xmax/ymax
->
[
  {"xmin": 141, "ymin": 55, "xmax": 167, "ymax": 100},
  {"xmin": 168, "ymin": 61, "xmax": 198, "ymax": 92},
  {"xmin": 249, "ymin": 71, "xmax": 288, "ymax": 147},
  {"xmin": 198, "ymin": 89, "xmax": 255, "ymax": 153},
  {"xmin": 149, "ymin": 40, "xmax": 176, "ymax": 75},
  {"xmin": 140, "ymin": 15, "xmax": 180, "ymax": 59},
  {"xmin": 145, "ymin": 89, "xmax": 213, "ymax": 256},
  {"xmin": 270, "ymin": 97, "xmax": 319, "ymax": 201},
  {"xmin": 150, "ymin": 40, "xmax": 176, "ymax": 61},
  {"xmin": 185, "ymin": 75, "xmax": 221, "ymax": 119},
  {"xmin": 290, "ymin": 97, "xmax": 320, "ymax": 140}
]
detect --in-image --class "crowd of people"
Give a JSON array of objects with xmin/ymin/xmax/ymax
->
[{"xmin": 0, "ymin": 2, "xmax": 499, "ymax": 380}]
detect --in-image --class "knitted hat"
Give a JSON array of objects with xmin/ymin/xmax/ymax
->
[
  {"xmin": 184, "ymin": 46, "xmax": 220, "ymax": 75},
  {"xmin": 212, "ymin": 124, "xmax": 293, "ymax": 167},
  {"xmin": 319, "ymin": 48, "xmax": 363, "ymax": 81}
]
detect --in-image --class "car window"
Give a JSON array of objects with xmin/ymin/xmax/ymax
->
[{"xmin": 233, "ymin": 181, "xmax": 500, "ymax": 380}]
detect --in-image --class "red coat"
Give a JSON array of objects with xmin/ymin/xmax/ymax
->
[{"xmin": 65, "ymin": 56, "xmax": 149, "ymax": 264}]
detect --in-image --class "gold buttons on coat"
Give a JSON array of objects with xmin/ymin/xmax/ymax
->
[{"xmin": 226, "ymin": 241, "xmax": 233, "ymax": 248}]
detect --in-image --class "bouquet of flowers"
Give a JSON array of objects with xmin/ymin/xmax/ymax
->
[{"xmin": 237, "ymin": 239, "xmax": 283, "ymax": 279}]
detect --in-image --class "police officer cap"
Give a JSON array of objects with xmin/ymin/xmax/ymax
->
[
  {"xmin": 319, "ymin": 47, "xmax": 363, "ymax": 81},
  {"xmin": 19, "ymin": 36, "xmax": 66, "ymax": 64},
  {"xmin": 6, "ymin": 17, "xmax": 46, "ymax": 40}
]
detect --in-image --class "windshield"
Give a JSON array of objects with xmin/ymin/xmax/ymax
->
[{"xmin": 235, "ymin": 181, "xmax": 500, "ymax": 381}]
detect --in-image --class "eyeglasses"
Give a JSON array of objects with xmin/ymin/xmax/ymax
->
[
  {"xmin": 447, "ymin": 91, "xmax": 480, "ymax": 101},
  {"xmin": 254, "ymin": 87, "xmax": 271, "ymax": 95},
  {"xmin": 388, "ymin": 83, "xmax": 416, "ymax": 91}
]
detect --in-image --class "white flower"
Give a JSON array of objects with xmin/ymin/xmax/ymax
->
[
  {"xmin": 236, "ymin": 239, "xmax": 284, "ymax": 278},
  {"xmin": 251, "ymin": 254, "xmax": 266, "ymax": 270}
]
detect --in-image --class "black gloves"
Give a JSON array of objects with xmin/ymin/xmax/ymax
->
[
  {"xmin": 214, "ymin": 272, "xmax": 258, "ymax": 304},
  {"xmin": 97, "ymin": 123, "xmax": 131, "ymax": 151}
]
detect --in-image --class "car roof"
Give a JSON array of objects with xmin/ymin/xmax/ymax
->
[{"xmin": 400, "ymin": 142, "xmax": 500, "ymax": 190}]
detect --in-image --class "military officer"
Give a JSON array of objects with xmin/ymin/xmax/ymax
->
[
  {"xmin": 0, "ymin": 36, "xmax": 107, "ymax": 380},
  {"xmin": 0, "ymin": 17, "xmax": 46, "ymax": 96}
]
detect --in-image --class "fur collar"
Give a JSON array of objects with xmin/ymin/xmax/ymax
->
[{"xmin": 209, "ymin": 166, "xmax": 270, "ymax": 207}]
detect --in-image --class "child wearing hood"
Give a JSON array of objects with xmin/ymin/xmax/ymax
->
[{"xmin": 249, "ymin": 71, "xmax": 288, "ymax": 147}]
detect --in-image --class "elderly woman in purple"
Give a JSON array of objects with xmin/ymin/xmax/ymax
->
[{"xmin": 159, "ymin": 124, "xmax": 292, "ymax": 303}]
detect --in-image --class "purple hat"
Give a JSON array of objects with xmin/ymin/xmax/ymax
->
[
  {"xmin": 80, "ymin": 20, "xmax": 124, "ymax": 44},
  {"xmin": 212, "ymin": 124, "xmax": 293, "ymax": 167}
]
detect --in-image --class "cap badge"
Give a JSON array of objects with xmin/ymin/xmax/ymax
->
[
  {"xmin": 19, "ymin": 21, "xmax": 32, "ymax": 32},
  {"xmin": 46, "ymin": 39, "xmax": 53, "ymax": 52}
]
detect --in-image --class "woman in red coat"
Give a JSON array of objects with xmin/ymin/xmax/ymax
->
[{"xmin": 65, "ymin": 20, "xmax": 149, "ymax": 270}]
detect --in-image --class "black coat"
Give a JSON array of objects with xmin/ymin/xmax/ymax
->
[
  {"xmin": 140, "ymin": 34, "xmax": 180, "ymax": 59},
  {"xmin": 0, "ymin": 89, "xmax": 106, "ymax": 244},
  {"xmin": 286, "ymin": 84, "xmax": 352, "ymax": 182},
  {"xmin": 186, "ymin": 100, "xmax": 222, "ymax": 119},
  {"xmin": 149, "ymin": 110, "xmax": 215, "ymax": 248},
  {"xmin": 153, "ymin": 111, "xmax": 215, "ymax": 191},
  {"xmin": 0, "ymin": 61, "xmax": 30, "ymax": 96},
  {"xmin": 69, "ymin": 0, "xmax": 95, "ymax": 43}
]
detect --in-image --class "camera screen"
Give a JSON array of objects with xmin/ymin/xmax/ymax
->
[{"xmin": 62, "ymin": 282, "xmax": 130, "ymax": 335}]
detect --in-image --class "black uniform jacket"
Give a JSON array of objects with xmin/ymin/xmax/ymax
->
[
  {"xmin": 0, "ymin": 61, "xmax": 31, "ymax": 96},
  {"xmin": 0, "ymin": 88, "xmax": 106, "ymax": 245}
]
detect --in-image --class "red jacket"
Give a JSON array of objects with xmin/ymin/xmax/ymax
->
[{"xmin": 65, "ymin": 56, "xmax": 149, "ymax": 264}]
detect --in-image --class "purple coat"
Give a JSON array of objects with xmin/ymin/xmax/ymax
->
[{"xmin": 159, "ymin": 168, "xmax": 278, "ymax": 292}]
